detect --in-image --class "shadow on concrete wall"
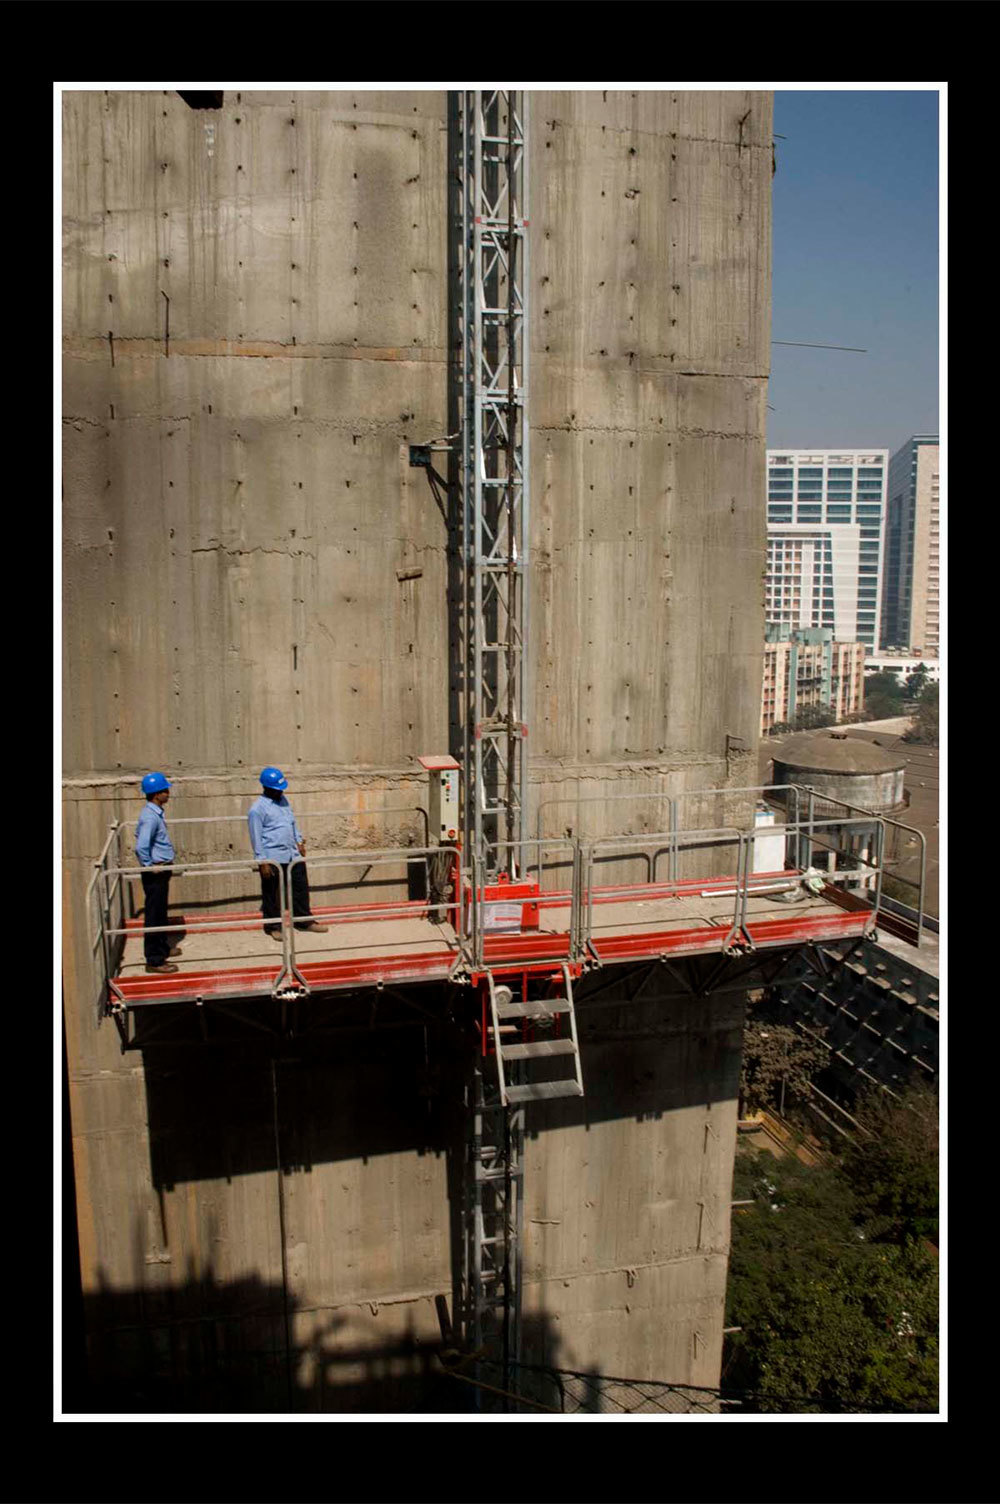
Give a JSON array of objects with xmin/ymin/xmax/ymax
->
[
  {"xmin": 69, "ymin": 959, "xmax": 745, "ymax": 1413},
  {"xmin": 139, "ymin": 958, "xmax": 745, "ymax": 1188},
  {"xmin": 66, "ymin": 1262, "xmax": 577, "ymax": 1415},
  {"xmin": 142, "ymin": 1018, "xmax": 468, "ymax": 1191}
]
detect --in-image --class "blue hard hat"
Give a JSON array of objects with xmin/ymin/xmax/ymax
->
[
  {"xmin": 259, "ymin": 766, "xmax": 288, "ymax": 790},
  {"xmin": 142, "ymin": 771, "xmax": 170, "ymax": 795}
]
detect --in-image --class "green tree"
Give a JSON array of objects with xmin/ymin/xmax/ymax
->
[
  {"xmin": 841, "ymin": 1082, "xmax": 938, "ymax": 1246},
  {"xmin": 739, "ymin": 994, "xmax": 828, "ymax": 1117},
  {"xmin": 903, "ymin": 682, "xmax": 939, "ymax": 745},
  {"xmin": 903, "ymin": 663, "xmax": 930, "ymax": 699},
  {"xmin": 724, "ymin": 1086, "xmax": 939, "ymax": 1412},
  {"xmin": 725, "ymin": 1155, "xmax": 938, "ymax": 1411},
  {"xmin": 793, "ymin": 703, "xmax": 836, "ymax": 730},
  {"xmin": 863, "ymin": 669, "xmax": 906, "ymax": 720}
]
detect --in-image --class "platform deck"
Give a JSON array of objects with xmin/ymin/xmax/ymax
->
[{"xmin": 109, "ymin": 870, "xmax": 874, "ymax": 1006}]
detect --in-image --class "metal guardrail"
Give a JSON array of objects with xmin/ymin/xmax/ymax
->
[
  {"xmin": 113, "ymin": 806, "xmax": 430, "ymax": 921},
  {"xmin": 86, "ymin": 820, "xmax": 122, "ymax": 961},
  {"xmin": 95, "ymin": 843, "xmax": 466, "ymax": 1004},
  {"xmin": 281, "ymin": 844, "xmax": 467, "ymax": 976},
  {"xmin": 536, "ymin": 785, "xmax": 808, "ymax": 884},
  {"xmin": 98, "ymin": 858, "xmax": 303, "ymax": 1002},
  {"xmin": 786, "ymin": 785, "xmax": 927, "ymax": 946},
  {"xmin": 89, "ymin": 797, "xmax": 897, "ymax": 1011},
  {"xmin": 581, "ymin": 825, "xmax": 748, "ymax": 952}
]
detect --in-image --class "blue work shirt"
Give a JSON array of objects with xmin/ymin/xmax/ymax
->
[
  {"xmin": 248, "ymin": 793, "xmax": 303, "ymax": 864},
  {"xmin": 135, "ymin": 803, "xmax": 176, "ymax": 866}
]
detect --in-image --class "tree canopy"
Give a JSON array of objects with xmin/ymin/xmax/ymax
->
[
  {"xmin": 863, "ymin": 669, "xmax": 906, "ymax": 721},
  {"xmin": 724, "ymin": 1086, "xmax": 939, "ymax": 1413},
  {"xmin": 903, "ymin": 682, "xmax": 939, "ymax": 745},
  {"xmin": 739, "ymin": 992, "xmax": 828, "ymax": 1118},
  {"xmin": 903, "ymin": 663, "xmax": 931, "ymax": 698}
]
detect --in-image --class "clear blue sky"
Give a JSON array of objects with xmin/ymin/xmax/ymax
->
[{"xmin": 768, "ymin": 90, "xmax": 940, "ymax": 458}]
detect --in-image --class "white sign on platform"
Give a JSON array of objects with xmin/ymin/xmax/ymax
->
[{"xmin": 484, "ymin": 901, "xmax": 523, "ymax": 932}]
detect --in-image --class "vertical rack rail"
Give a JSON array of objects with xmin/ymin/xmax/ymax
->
[
  {"xmin": 458, "ymin": 89, "xmax": 530, "ymax": 877},
  {"xmin": 467, "ymin": 1036, "xmax": 526, "ymax": 1410}
]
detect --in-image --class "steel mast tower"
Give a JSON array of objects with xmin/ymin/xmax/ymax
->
[
  {"xmin": 458, "ymin": 90, "xmax": 530, "ymax": 877},
  {"xmin": 455, "ymin": 88, "xmax": 531, "ymax": 1409}
]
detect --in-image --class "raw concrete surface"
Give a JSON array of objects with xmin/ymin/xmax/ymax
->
[{"xmin": 63, "ymin": 88, "xmax": 772, "ymax": 1411}]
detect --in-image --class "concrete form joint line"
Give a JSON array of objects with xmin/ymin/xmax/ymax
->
[
  {"xmin": 527, "ymin": 1249, "xmax": 729, "ymax": 1286},
  {"xmin": 295, "ymin": 1288, "xmax": 443, "ymax": 1315}
]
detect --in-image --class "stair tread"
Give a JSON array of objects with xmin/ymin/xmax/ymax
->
[
  {"xmin": 501, "ymin": 1038, "xmax": 578, "ymax": 1060},
  {"xmin": 505, "ymin": 1080, "xmax": 585, "ymax": 1103},
  {"xmin": 497, "ymin": 998, "xmax": 570, "ymax": 1018}
]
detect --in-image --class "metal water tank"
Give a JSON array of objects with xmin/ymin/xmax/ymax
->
[{"xmin": 771, "ymin": 731, "xmax": 906, "ymax": 812}]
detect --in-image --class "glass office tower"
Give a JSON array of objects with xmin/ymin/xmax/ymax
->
[{"xmin": 765, "ymin": 448, "xmax": 888, "ymax": 653}]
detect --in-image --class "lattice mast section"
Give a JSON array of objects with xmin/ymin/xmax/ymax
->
[{"xmin": 458, "ymin": 91, "xmax": 530, "ymax": 875}]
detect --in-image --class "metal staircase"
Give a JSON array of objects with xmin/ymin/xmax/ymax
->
[{"xmin": 487, "ymin": 964, "xmax": 584, "ymax": 1105}]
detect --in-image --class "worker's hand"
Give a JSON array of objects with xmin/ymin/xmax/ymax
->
[
  {"xmin": 297, "ymin": 840, "xmax": 306, "ymax": 857},
  {"xmin": 259, "ymin": 861, "xmax": 276, "ymax": 878}
]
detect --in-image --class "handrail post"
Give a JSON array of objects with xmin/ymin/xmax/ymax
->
[
  {"xmin": 114, "ymin": 823, "xmax": 133, "ymax": 922},
  {"xmin": 726, "ymin": 836, "xmax": 742, "ymax": 951},
  {"xmin": 740, "ymin": 830, "xmax": 751, "ymax": 938},
  {"xmin": 470, "ymin": 852, "xmax": 480, "ymax": 971},
  {"xmin": 806, "ymin": 789, "xmax": 815, "ymax": 872},
  {"xmin": 100, "ymin": 867, "xmax": 114, "ymax": 1009},
  {"xmin": 873, "ymin": 818, "xmax": 885, "ymax": 916},
  {"xmin": 916, "ymin": 831, "xmax": 926, "ymax": 947},
  {"xmin": 281, "ymin": 859, "xmax": 294, "ymax": 978},
  {"xmin": 669, "ymin": 797, "xmax": 678, "ymax": 885}
]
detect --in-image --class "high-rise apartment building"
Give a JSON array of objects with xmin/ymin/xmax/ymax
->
[
  {"xmin": 761, "ymin": 624, "xmax": 865, "ymax": 734},
  {"xmin": 880, "ymin": 436, "xmax": 940, "ymax": 656},
  {"xmin": 765, "ymin": 448, "xmax": 888, "ymax": 652}
]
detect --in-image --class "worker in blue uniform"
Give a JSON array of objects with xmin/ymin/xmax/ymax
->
[
  {"xmin": 248, "ymin": 767, "xmax": 328, "ymax": 940},
  {"xmin": 135, "ymin": 771, "xmax": 180, "ymax": 973}
]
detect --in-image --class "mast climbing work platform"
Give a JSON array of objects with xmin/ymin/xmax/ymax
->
[
  {"xmin": 91, "ymin": 785, "xmax": 912, "ymax": 1023},
  {"xmin": 88, "ymin": 780, "xmax": 917, "ymax": 1407},
  {"xmin": 79, "ymin": 89, "xmax": 932, "ymax": 1411}
]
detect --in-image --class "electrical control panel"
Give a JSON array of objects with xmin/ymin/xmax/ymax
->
[{"xmin": 418, "ymin": 755, "xmax": 461, "ymax": 844}]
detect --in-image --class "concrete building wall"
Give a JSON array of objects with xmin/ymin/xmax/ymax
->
[
  {"xmin": 62, "ymin": 88, "xmax": 771, "ymax": 1410},
  {"xmin": 908, "ymin": 442, "xmax": 940, "ymax": 657},
  {"xmin": 880, "ymin": 436, "xmax": 939, "ymax": 655},
  {"xmin": 760, "ymin": 630, "xmax": 863, "ymax": 734},
  {"xmin": 831, "ymin": 641, "xmax": 865, "ymax": 722}
]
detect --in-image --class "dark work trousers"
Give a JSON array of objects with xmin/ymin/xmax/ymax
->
[
  {"xmin": 140, "ymin": 870, "xmax": 172, "ymax": 964},
  {"xmin": 259, "ymin": 861, "xmax": 313, "ymax": 935}
]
